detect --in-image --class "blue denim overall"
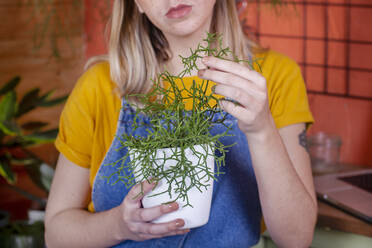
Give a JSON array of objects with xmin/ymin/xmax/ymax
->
[{"xmin": 92, "ymin": 98, "xmax": 262, "ymax": 247}]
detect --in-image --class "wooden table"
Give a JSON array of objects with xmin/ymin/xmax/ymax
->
[
  {"xmin": 317, "ymin": 200, "xmax": 372, "ymax": 237},
  {"xmin": 314, "ymin": 163, "xmax": 372, "ymax": 237}
]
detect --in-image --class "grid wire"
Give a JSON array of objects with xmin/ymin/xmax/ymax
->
[{"xmin": 241, "ymin": 0, "xmax": 372, "ymax": 101}]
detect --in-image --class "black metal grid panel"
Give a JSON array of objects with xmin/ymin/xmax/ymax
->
[{"xmin": 240, "ymin": 0, "xmax": 372, "ymax": 101}]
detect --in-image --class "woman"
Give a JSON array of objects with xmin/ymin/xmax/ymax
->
[{"xmin": 45, "ymin": 0, "xmax": 317, "ymax": 247}]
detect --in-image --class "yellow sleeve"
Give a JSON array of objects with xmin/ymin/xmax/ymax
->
[
  {"xmin": 258, "ymin": 50, "xmax": 314, "ymax": 129},
  {"xmin": 55, "ymin": 67, "xmax": 98, "ymax": 168}
]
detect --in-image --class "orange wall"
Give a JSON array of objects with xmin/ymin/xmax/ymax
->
[
  {"xmin": 239, "ymin": 1, "xmax": 372, "ymax": 166},
  {"xmin": 0, "ymin": 1, "xmax": 85, "ymax": 218},
  {"xmin": 84, "ymin": 0, "xmax": 372, "ymax": 166},
  {"xmin": 0, "ymin": 1, "xmax": 85, "ymax": 165}
]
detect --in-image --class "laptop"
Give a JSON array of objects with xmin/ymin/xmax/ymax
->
[{"xmin": 314, "ymin": 168, "xmax": 372, "ymax": 224}]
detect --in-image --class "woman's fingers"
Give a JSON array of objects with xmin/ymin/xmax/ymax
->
[
  {"xmin": 197, "ymin": 56, "xmax": 271, "ymax": 133},
  {"xmin": 137, "ymin": 219, "xmax": 186, "ymax": 236},
  {"xmin": 201, "ymin": 56, "xmax": 266, "ymax": 88},
  {"xmin": 126, "ymin": 180, "xmax": 157, "ymax": 205},
  {"xmin": 138, "ymin": 228, "xmax": 190, "ymax": 241},
  {"xmin": 198, "ymin": 66, "xmax": 266, "ymax": 110},
  {"xmin": 220, "ymin": 100, "xmax": 254, "ymax": 123},
  {"xmin": 120, "ymin": 181, "xmax": 189, "ymax": 241},
  {"xmin": 213, "ymin": 84, "xmax": 262, "ymax": 109},
  {"xmin": 198, "ymin": 68, "xmax": 261, "ymax": 97},
  {"xmin": 133, "ymin": 202, "xmax": 179, "ymax": 222}
]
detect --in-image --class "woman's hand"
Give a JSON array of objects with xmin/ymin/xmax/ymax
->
[
  {"xmin": 198, "ymin": 57, "xmax": 317, "ymax": 247},
  {"xmin": 198, "ymin": 56, "xmax": 275, "ymax": 136},
  {"xmin": 116, "ymin": 180, "xmax": 190, "ymax": 242}
]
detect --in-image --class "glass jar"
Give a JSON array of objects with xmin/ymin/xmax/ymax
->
[{"xmin": 307, "ymin": 132, "xmax": 342, "ymax": 174}]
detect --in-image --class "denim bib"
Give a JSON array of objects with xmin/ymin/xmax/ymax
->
[{"xmin": 92, "ymin": 98, "xmax": 262, "ymax": 247}]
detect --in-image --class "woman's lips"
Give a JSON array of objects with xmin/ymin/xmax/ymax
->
[{"xmin": 166, "ymin": 4, "xmax": 192, "ymax": 19}]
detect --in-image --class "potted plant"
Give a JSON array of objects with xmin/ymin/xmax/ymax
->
[
  {"xmin": 0, "ymin": 76, "xmax": 67, "ymax": 247},
  {"xmin": 104, "ymin": 33, "xmax": 259, "ymax": 229}
]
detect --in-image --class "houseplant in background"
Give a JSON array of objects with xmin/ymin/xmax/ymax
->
[
  {"xmin": 104, "ymin": 33, "xmax": 260, "ymax": 229},
  {"xmin": 0, "ymin": 76, "xmax": 67, "ymax": 247}
]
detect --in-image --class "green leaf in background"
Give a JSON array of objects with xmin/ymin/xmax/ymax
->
[
  {"xmin": 0, "ymin": 91, "xmax": 18, "ymax": 122},
  {"xmin": 15, "ymin": 88, "xmax": 68, "ymax": 118},
  {"xmin": 26, "ymin": 162, "xmax": 54, "ymax": 193},
  {"xmin": 21, "ymin": 121, "xmax": 48, "ymax": 131},
  {"xmin": 0, "ymin": 121, "xmax": 21, "ymax": 136},
  {"xmin": 0, "ymin": 221, "xmax": 44, "ymax": 236},
  {"xmin": 39, "ymin": 95, "xmax": 68, "ymax": 107},
  {"xmin": 0, "ymin": 130, "xmax": 4, "ymax": 143},
  {"xmin": 39, "ymin": 163, "xmax": 54, "ymax": 192},
  {"xmin": 0, "ymin": 77, "xmax": 20, "ymax": 96},
  {"xmin": 38, "ymin": 89, "xmax": 54, "ymax": 103},
  {"xmin": 8, "ymin": 155, "xmax": 40, "ymax": 166},
  {"xmin": 0, "ymin": 76, "xmax": 66, "ymax": 200},
  {"xmin": 38, "ymin": 89, "xmax": 68, "ymax": 107},
  {"xmin": 22, "ymin": 129, "xmax": 58, "ymax": 144},
  {"xmin": 0, "ymin": 158, "xmax": 16, "ymax": 184},
  {"xmin": 16, "ymin": 88, "xmax": 40, "ymax": 117},
  {"xmin": 3, "ymin": 137, "xmax": 34, "ymax": 148}
]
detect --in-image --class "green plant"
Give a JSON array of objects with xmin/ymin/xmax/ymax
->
[
  {"xmin": 0, "ymin": 76, "xmax": 67, "ymax": 204},
  {"xmin": 0, "ymin": 220, "xmax": 44, "ymax": 248},
  {"xmin": 104, "ymin": 33, "xmax": 260, "ymax": 207}
]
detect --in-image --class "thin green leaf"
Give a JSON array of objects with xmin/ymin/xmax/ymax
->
[
  {"xmin": 22, "ymin": 129, "xmax": 58, "ymax": 144},
  {"xmin": 21, "ymin": 121, "xmax": 48, "ymax": 131},
  {"xmin": 5, "ymin": 185, "xmax": 46, "ymax": 208},
  {"xmin": 0, "ymin": 129, "xmax": 4, "ymax": 143},
  {"xmin": 0, "ymin": 121, "xmax": 21, "ymax": 136},
  {"xmin": 0, "ymin": 91, "xmax": 17, "ymax": 122},
  {"xmin": 8, "ymin": 155, "xmax": 40, "ymax": 166},
  {"xmin": 0, "ymin": 158, "xmax": 16, "ymax": 184},
  {"xmin": 38, "ymin": 89, "xmax": 54, "ymax": 102},
  {"xmin": 3, "ymin": 136, "xmax": 26, "ymax": 147},
  {"xmin": 16, "ymin": 88, "xmax": 40, "ymax": 117},
  {"xmin": 26, "ymin": 162, "xmax": 54, "ymax": 193},
  {"xmin": 0, "ymin": 77, "xmax": 20, "ymax": 96},
  {"xmin": 38, "ymin": 95, "xmax": 68, "ymax": 107}
]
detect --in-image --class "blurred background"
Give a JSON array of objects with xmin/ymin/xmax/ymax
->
[{"xmin": 0, "ymin": 0, "xmax": 371, "ymax": 247}]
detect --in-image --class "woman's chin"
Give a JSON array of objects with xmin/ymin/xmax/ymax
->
[{"xmin": 162, "ymin": 22, "xmax": 207, "ymax": 38}]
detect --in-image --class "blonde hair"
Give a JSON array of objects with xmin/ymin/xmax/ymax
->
[{"xmin": 86, "ymin": 0, "xmax": 263, "ymax": 98}]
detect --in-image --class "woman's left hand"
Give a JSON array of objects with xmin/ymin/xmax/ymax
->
[{"xmin": 198, "ymin": 56, "xmax": 275, "ymax": 136}]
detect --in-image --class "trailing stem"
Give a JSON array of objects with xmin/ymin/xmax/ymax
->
[{"xmin": 104, "ymin": 33, "xmax": 259, "ymax": 206}]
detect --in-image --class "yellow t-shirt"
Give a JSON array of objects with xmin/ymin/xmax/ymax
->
[{"xmin": 55, "ymin": 50, "xmax": 314, "ymax": 212}]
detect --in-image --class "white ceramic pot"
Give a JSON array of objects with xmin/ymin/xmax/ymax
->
[{"xmin": 130, "ymin": 144, "xmax": 215, "ymax": 229}]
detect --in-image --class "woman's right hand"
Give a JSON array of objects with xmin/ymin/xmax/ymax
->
[{"xmin": 116, "ymin": 180, "xmax": 190, "ymax": 242}]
